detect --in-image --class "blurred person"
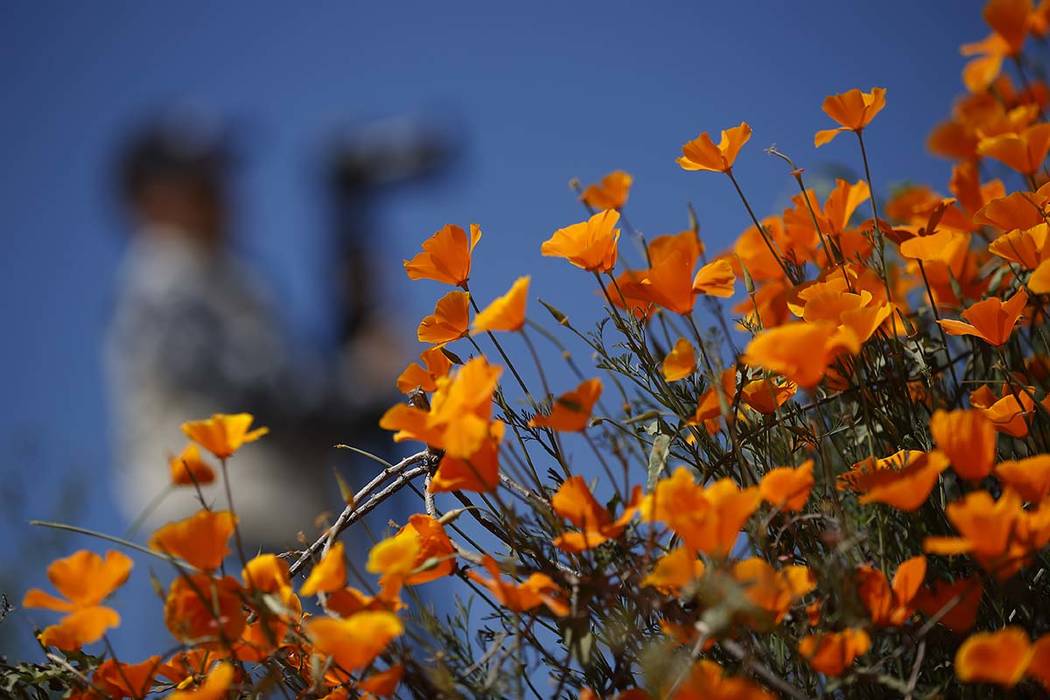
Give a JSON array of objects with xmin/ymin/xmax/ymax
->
[{"xmin": 106, "ymin": 114, "xmax": 455, "ymax": 548}]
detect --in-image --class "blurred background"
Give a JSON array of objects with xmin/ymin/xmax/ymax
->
[{"xmin": 0, "ymin": 1, "xmax": 985, "ymax": 659}]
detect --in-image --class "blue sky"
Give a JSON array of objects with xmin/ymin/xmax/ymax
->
[{"xmin": 0, "ymin": 1, "xmax": 986, "ymax": 656}]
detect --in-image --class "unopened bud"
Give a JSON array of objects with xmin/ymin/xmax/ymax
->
[{"xmin": 539, "ymin": 299, "xmax": 569, "ymax": 326}]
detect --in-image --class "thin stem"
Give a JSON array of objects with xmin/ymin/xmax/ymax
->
[
  {"xmin": 725, "ymin": 169, "xmax": 797, "ymax": 283},
  {"xmin": 916, "ymin": 259, "xmax": 961, "ymax": 399},
  {"xmin": 519, "ymin": 326, "xmax": 551, "ymax": 400},
  {"xmin": 466, "ymin": 288, "xmax": 534, "ymax": 399},
  {"xmin": 220, "ymin": 458, "xmax": 249, "ymax": 570},
  {"xmin": 104, "ymin": 636, "xmax": 143, "ymax": 700},
  {"xmin": 30, "ymin": 520, "xmax": 197, "ymax": 570},
  {"xmin": 288, "ymin": 452, "xmax": 430, "ymax": 576},
  {"xmin": 122, "ymin": 485, "xmax": 173, "ymax": 538}
]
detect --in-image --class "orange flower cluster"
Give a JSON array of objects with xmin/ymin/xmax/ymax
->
[
  {"xmin": 22, "ymin": 1, "xmax": 1050, "ymax": 696},
  {"xmin": 22, "ymin": 416, "xmax": 444, "ymax": 698}
]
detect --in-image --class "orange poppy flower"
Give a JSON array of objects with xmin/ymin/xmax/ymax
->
[
  {"xmin": 641, "ymin": 467, "xmax": 761, "ymax": 557},
  {"xmin": 156, "ymin": 649, "xmax": 213, "ymax": 686},
  {"xmin": 324, "ymin": 583, "xmax": 402, "ymax": 618},
  {"xmin": 604, "ymin": 271, "xmax": 654, "ymax": 320},
  {"xmin": 640, "ymin": 547, "xmax": 705, "ymax": 595},
  {"xmin": 550, "ymin": 476, "xmax": 641, "ymax": 552},
  {"xmin": 163, "ymin": 573, "xmax": 245, "ymax": 643},
  {"xmin": 368, "ymin": 515, "xmax": 455, "ymax": 594},
  {"xmin": 951, "ymin": 160, "xmax": 1007, "ymax": 219},
  {"xmin": 674, "ymin": 659, "xmax": 775, "ymax": 700},
  {"xmin": 417, "ymin": 290, "xmax": 470, "ymax": 344},
  {"xmin": 300, "ymin": 542, "xmax": 347, "ymax": 597},
  {"xmin": 358, "ymin": 665, "xmax": 404, "ymax": 697},
  {"xmin": 181, "ymin": 413, "xmax": 268, "ymax": 460},
  {"xmin": 242, "ymin": 552, "xmax": 294, "ymax": 596},
  {"xmin": 740, "ymin": 377, "xmax": 797, "ymax": 414},
  {"xmin": 759, "ymin": 459, "xmax": 815, "ymax": 512},
  {"xmin": 814, "ymin": 87, "xmax": 887, "ymax": 147},
  {"xmin": 933, "ymin": 83, "xmax": 1042, "ymax": 155},
  {"xmin": 906, "ymin": 233, "xmax": 986, "ymax": 308},
  {"xmin": 1030, "ymin": 257, "xmax": 1050, "ymax": 293},
  {"xmin": 798, "ymin": 628, "xmax": 871, "ymax": 676},
  {"xmin": 689, "ymin": 367, "xmax": 737, "ymax": 434},
  {"xmin": 471, "ymin": 276, "xmax": 530, "ymax": 334},
  {"xmin": 734, "ymin": 217, "xmax": 789, "ymax": 282},
  {"xmin": 541, "ymin": 209, "xmax": 621, "ymax": 273},
  {"xmin": 856, "ymin": 555, "xmax": 926, "ymax": 626},
  {"xmin": 914, "ymin": 575, "xmax": 983, "ymax": 633},
  {"xmin": 396, "ymin": 346, "xmax": 453, "ymax": 394},
  {"xmin": 676, "ymin": 122, "xmax": 752, "ymax": 173},
  {"xmin": 466, "ymin": 556, "xmax": 569, "ymax": 616},
  {"xmin": 236, "ymin": 610, "xmax": 296, "ymax": 664},
  {"xmin": 788, "ymin": 270, "xmax": 877, "ymax": 318},
  {"xmin": 898, "ymin": 229, "xmax": 970, "ymax": 264},
  {"xmin": 618, "ymin": 230, "xmax": 703, "ymax": 314},
  {"xmin": 403, "ymin": 223, "xmax": 482, "ymax": 288},
  {"xmin": 692, "ymin": 258, "xmax": 736, "ymax": 298},
  {"xmin": 793, "ymin": 268, "xmax": 891, "ymax": 318},
  {"xmin": 820, "ymin": 179, "xmax": 873, "ymax": 239},
  {"xmin": 929, "ymin": 119, "xmax": 980, "ymax": 160},
  {"xmin": 662, "ymin": 338, "xmax": 696, "ymax": 382},
  {"xmin": 781, "ymin": 193, "xmax": 825, "ymax": 262},
  {"xmin": 642, "ymin": 229, "xmax": 704, "ymax": 308},
  {"xmin": 984, "ymin": 0, "xmax": 1033, "ymax": 55},
  {"xmin": 1032, "ymin": 0, "xmax": 1050, "ymax": 35},
  {"xmin": 929, "ymin": 409, "xmax": 997, "ymax": 480},
  {"xmin": 996, "ymin": 455, "xmax": 1050, "ymax": 502},
  {"xmin": 938, "ymin": 289, "xmax": 1027, "ymax": 345},
  {"xmin": 801, "ymin": 290, "xmax": 893, "ymax": 345},
  {"xmin": 979, "ymin": 92, "xmax": 1043, "ymax": 137},
  {"xmin": 885, "ymin": 185, "xmax": 958, "ymax": 229},
  {"xmin": 1030, "ymin": 635, "xmax": 1050, "ymax": 691},
  {"xmin": 989, "ymin": 223, "xmax": 1050, "ymax": 269},
  {"xmin": 742, "ymin": 321, "xmax": 860, "ymax": 389},
  {"xmin": 971, "ymin": 385, "xmax": 1034, "ymax": 437},
  {"xmin": 381, "ymin": 355, "xmax": 502, "ymax": 458},
  {"xmin": 149, "ymin": 510, "xmax": 236, "ymax": 572},
  {"xmin": 529, "ymin": 378, "xmax": 602, "ymax": 432},
  {"xmin": 978, "ymin": 123, "xmax": 1050, "ymax": 174},
  {"xmin": 399, "ymin": 514, "xmax": 457, "ymax": 586},
  {"xmin": 169, "ymin": 443, "xmax": 216, "ymax": 487},
  {"xmin": 961, "ymin": 32, "xmax": 1011, "ymax": 92},
  {"xmin": 430, "ymin": 428, "xmax": 503, "ymax": 493},
  {"xmin": 804, "ymin": 601, "xmax": 823, "ymax": 627},
  {"xmin": 974, "ymin": 191, "xmax": 1047, "ymax": 231},
  {"xmin": 1017, "ymin": 501, "xmax": 1050, "ymax": 555},
  {"xmin": 22, "ymin": 550, "xmax": 132, "ymax": 650},
  {"xmin": 169, "ymin": 662, "xmax": 235, "ymax": 700},
  {"xmin": 735, "ymin": 278, "xmax": 792, "ymax": 329},
  {"xmin": 956, "ymin": 627, "xmax": 1033, "ymax": 687},
  {"xmin": 307, "ymin": 611, "xmax": 404, "ymax": 673},
  {"xmin": 732, "ymin": 558, "xmax": 815, "ymax": 623},
  {"xmin": 889, "ymin": 197, "xmax": 959, "ymax": 244},
  {"xmin": 924, "ymin": 488, "xmax": 1029, "ymax": 578},
  {"xmin": 238, "ymin": 557, "xmax": 299, "ymax": 653},
  {"xmin": 93, "ymin": 656, "xmax": 161, "ymax": 699},
  {"xmin": 838, "ymin": 450, "xmax": 949, "ymax": 511},
  {"xmin": 363, "ymin": 534, "xmax": 418, "ymax": 610},
  {"xmin": 580, "ymin": 170, "xmax": 633, "ymax": 211}
]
